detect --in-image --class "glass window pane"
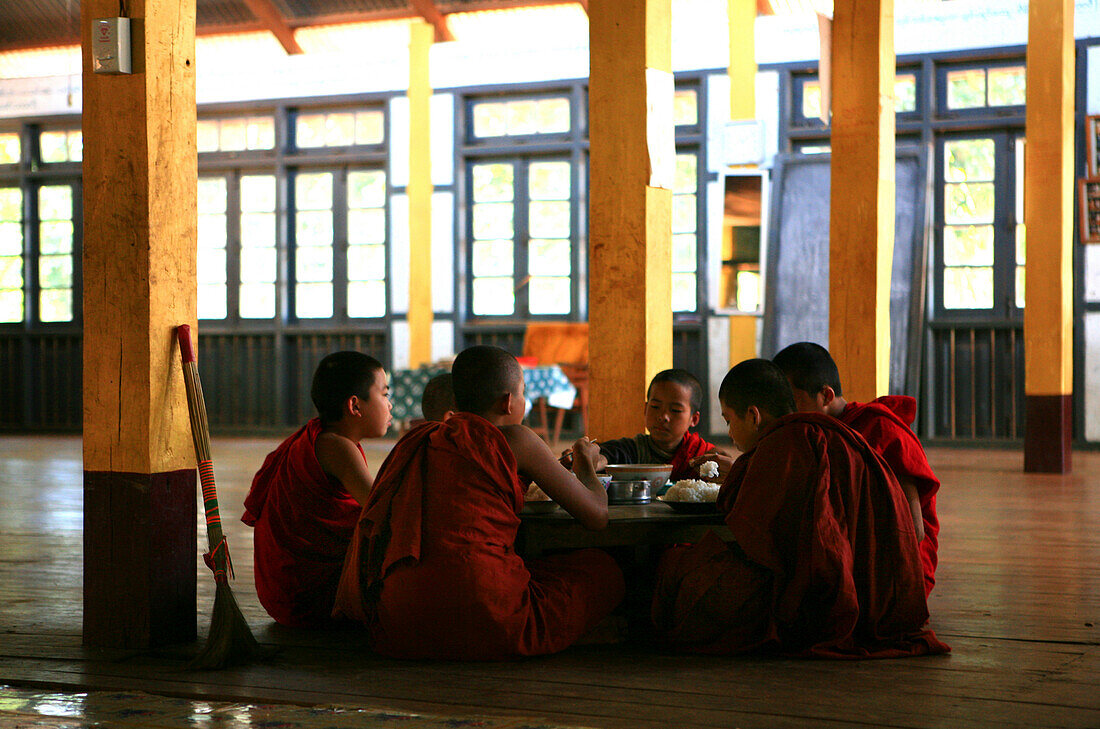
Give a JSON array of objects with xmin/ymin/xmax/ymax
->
[
  {"xmin": 296, "ymin": 245, "xmax": 333, "ymax": 282},
  {"xmin": 472, "ymin": 239, "xmax": 514, "ymax": 277},
  {"xmin": 802, "ymin": 80, "xmax": 822, "ymax": 119},
  {"xmin": 472, "ymin": 202, "xmax": 514, "ymax": 239},
  {"xmin": 349, "ymin": 208, "xmax": 386, "ymax": 245},
  {"xmin": 198, "ymin": 178, "xmax": 227, "ymax": 214},
  {"xmin": 0, "ymin": 188, "xmax": 22, "ymax": 220},
  {"xmin": 39, "ymin": 289, "xmax": 71, "ymax": 322},
  {"xmin": 296, "ymin": 211, "xmax": 333, "ymax": 246},
  {"xmin": 672, "ymin": 272, "xmax": 696, "ymax": 312},
  {"xmin": 735, "ymin": 270, "xmax": 761, "ymax": 312},
  {"xmin": 355, "ymin": 111, "xmax": 385, "ymax": 145},
  {"xmin": 38, "ymin": 255, "xmax": 71, "ymax": 288},
  {"xmin": 325, "ymin": 113, "xmax": 355, "ymax": 146},
  {"xmin": 472, "ymin": 102, "xmax": 508, "ymax": 138},
  {"xmin": 947, "ymin": 69, "xmax": 986, "ymax": 109},
  {"xmin": 296, "ymin": 282, "xmax": 333, "ymax": 318},
  {"xmin": 1016, "ymin": 223, "xmax": 1026, "ymax": 265},
  {"xmin": 296, "ymin": 114, "xmax": 326, "ymax": 148},
  {"xmin": 348, "ymin": 170, "xmax": 386, "ymax": 208},
  {"xmin": 943, "ymin": 225, "xmax": 994, "ymax": 266},
  {"xmin": 39, "ymin": 221, "xmax": 73, "ymax": 255},
  {"xmin": 674, "ymin": 89, "xmax": 698, "ymax": 126},
  {"xmin": 348, "ymin": 280, "xmax": 387, "ymax": 317},
  {"xmin": 241, "ymin": 176, "xmax": 276, "ymax": 212},
  {"xmin": 197, "ymin": 121, "xmax": 220, "ymax": 153},
  {"xmin": 296, "ymin": 173, "xmax": 333, "ymax": 210},
  {"xmin": 529, "ymin": 239, "xmax": 570, "ymax": 277},
  {"xmin": 220, "ymin": 118, "xmax": 247, "ymax": 151},
  {"xmin": 535, "ymin": 98, "xmax": 570, "ymax": 134},
  {"xmin": 673, "ymin": 194, "xmax": 697, "ymax": 233},
  {"xmin": 943, "ymin": 267, "xmax": 993, "ymax": 309},
  {"xmin": 472, "ymin": 164, "xmax": 514, "ymax": 202},
  {"xmin": 239, "ymin": 282, "xmax": 274, "ymax": 319},
  {"xmin": 198, "ymin": 247, "xmax": 227, "ymax": 284},
  {"xmin": 198, "ymin": 214, "xmax": 227, "ymax": 250},
  {"xmin": 672, "ymin": 233, "xmax": 697, "ymax": 273},
  {"xmin": 0, "ymin": 133, "xmax": 20, "ymax": 164},
  {"xmin": 472, "ymin": 277, "xmax": 514, "ymax": 315},
  {"xmin": 528, "ymin": 276, "xmax": 570, "ymax": 314},
  {"xmin": 0, "ymin": 256, "xmax": 23, "ymax": 288},
  {"xmin": 895, "ymin": 74, "xmax": 917, "ymax": 113},
  {"xmin": 0, "ymin": 288, "xmax": 22, "ymax": 322},
  {"xmin": 945, "ymin": 139, "xmax": 995, "ymax": 182},
  {"xmin": 0, "ymin": 223, "xmax": 20, "ymax": 256},
  {"xmin": 348, "ymin": 244, "xmax": 386, "ymax": 281},
  {"xmin": 39, "ymin": 186, "xmax": 72, "ymax": 220},
  {"xmin": 40, "ymin": 131, "xmax": 69, "ymax": 163},
  {"xmin": 506, "ymin": 100, "xmax": 539, "ymax": 135},
  {"xmin": 988, "ymin": 66, "xmax": 1025, "ymax": 106},
  {"xmin": 528, "ymin": 201, "xmax": 569, "ymax": 238},
  {"xmin": 1015, "ymin": 266, "xmax": 1025, "ymax": 309},
  {"xmin": 66, "ymin": 131, "xmax": 82, "ymax": 162},
  {"xmin": 198, "ymin": 283, "xmax": 227, "ymax": 320},
  {"xmin": 246, "ymin": 117, "xmax": 275, "ymax": 149},
  {"xmin": 240, "ymin": 247, "xmax": 276, "ymax": 283},
  {"xmin": 674, "ymin": 154, "xmax": 697, "ymax": 194},
  {"xmin": 528, "ymin": 161, "xmax": 570, "ymax": 200},
  {"xmin": 240, "ymin": 213, "xmax": 274, "ymax": 248},
  {"xmin": 944, "ymin": 182, "xmax": 994, "ymax": 225}
]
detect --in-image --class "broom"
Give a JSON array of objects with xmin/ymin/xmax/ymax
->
[{"xmin": 176, "ymin": 324, "xmax": 268, "ymax": 669}]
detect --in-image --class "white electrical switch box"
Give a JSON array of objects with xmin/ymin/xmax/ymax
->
[{"xmin": 92, "ymin": 18, "xmax": 131, "ymax": 74}]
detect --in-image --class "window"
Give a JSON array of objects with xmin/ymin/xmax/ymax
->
[
  {"xmin": 39, "ymin": 129, "xmax": 82, "ymax": 163},
  {"xmin": 942, "ymin": 138, "xmax": 995, "ymax": 309},
  {"xmin": 295, "ymin": 110, "xmax": 383, "ymax": 148},
  {"xmin": 672, "ymin": 152, "xmax": 699, "ymax": 312},
  {"xmin": 239, "ymin": 175, "xmax": 277, "ymax": 319},
  {"xmin": 944, "ymin": 64, "xmax": 1025, "ymax": 110},
  {"xmin": 470, "ymin": 97, "xmax": 570, "ymax": 138},
  {"xmin": 0, "ymin": 187, "xmax": 22, "ymax": 322},
  {"xmin": 0, "ymin": 132, "xmax": 19, "ymax": 164},
  {"xmin": 37, "ymin": 185, "xmax": 75, "ymax": 322},
  {"xmin": 197, "ymin": 177, "xmax": 228, "ymax": 319},
  {"xmin": 796, "ymin": 71, "xmax": 919, "ymax": 126},
  {"xmin": 294, "ymin": 172, "xmax": 334, "ymax": 318},
  {"xmin": 674, "ymin": 88, "xmax": 698, "ymax": 127},
  {"xmin": 346, "ymin": 170, "xmax": 387, "ymax": 318},
  {"xmin": 197, "ymin": 115, "xmax": 275, "ymax": 153}
]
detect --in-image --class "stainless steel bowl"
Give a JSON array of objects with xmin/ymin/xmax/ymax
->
[{"xmin": 606, "ymin": 479, "xmax": 651, "ymax": 504}]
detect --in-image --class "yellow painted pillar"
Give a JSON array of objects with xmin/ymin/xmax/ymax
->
[
  {"xmin": 408, "ymin": 21, "xmax": 434, "ymax": 368},
  {"xmin": 1023, "ymin": 0, "xmax": 1074, "ymax": 473},
  {"xmin": 588, "ymin": 0, "xmax": 673, "ymax": 439},
  {"xmin": 728, "ymin": 0, "xmax": 757, "ymax": 363},
  {"xmin": 828, "ymin": 0, "xmax": 894, "ymax": 402},
  {"xmin": 82, "ymin": 0, "xmax": 198, "ymax": 647}
]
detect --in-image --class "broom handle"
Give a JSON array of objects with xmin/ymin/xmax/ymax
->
[{"xmin": 177, "ymin": 325, "xmax": 231, "ymax": 579}]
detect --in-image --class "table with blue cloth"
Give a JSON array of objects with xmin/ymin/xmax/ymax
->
[{"xmin": 389, "ymin": 364, "xmax": 577, "ymax": 424}]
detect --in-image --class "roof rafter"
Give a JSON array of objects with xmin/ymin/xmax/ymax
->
[
  {"xmin": 240, "ymin": 0, "xmax": 304, "ymax": 54},
  {"xmin": 410, "ymin": 0, "xmax": 455, "ymax": 42}
]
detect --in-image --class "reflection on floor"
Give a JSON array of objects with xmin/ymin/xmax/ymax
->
[{"xmin": 0, "ymin": 684, "xmax": 591, "ymax": 729}]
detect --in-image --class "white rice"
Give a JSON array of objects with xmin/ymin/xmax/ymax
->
[
  {"xmin": 662, "ymin": 479, "xmax": 720, "ymax": 502},
  {"xmin": 698, "ymin": 460, "xmax": 719, "ymax": 478}
]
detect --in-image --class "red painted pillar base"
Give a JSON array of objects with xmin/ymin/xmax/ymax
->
[
  {"xmin": 83, "ymin": 469, "xmax": 197, "ymax": 648},
  {"xmin": 1024, "ymin": 394, "xmax": 1073, "ymax": 474}
]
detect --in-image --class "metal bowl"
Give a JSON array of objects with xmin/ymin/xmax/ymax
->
[
  {"xmin": 606, "ymin": 479, "xmax": 651, "ymax": 504},
  {"xmin": 604, "ymin": 464, "xmax": 672, "ymax": 495}
]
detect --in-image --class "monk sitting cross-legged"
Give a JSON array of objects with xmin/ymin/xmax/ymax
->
[
  {"xmin": 652, "ymin": 359, "xmax": 949, "ymax": 658},
  {"xmin": 773, "ymin": 342, "xmax": 941, "ymax": 597},
  {"xmin": 334, "ymin": 345, "xmax": 625, "ymax": 660}
]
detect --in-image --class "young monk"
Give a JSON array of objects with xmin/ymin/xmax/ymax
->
[
  {"xmin": 569, "ymin": 368, "xmax": 717, "ymax": 482},
  {"xmin": 773, "ymin": 342, "xmax": 940, "ymax": 597},
  {"xmin": 652, "ymin": 358, "xmax": 948, "ymax": 658},
  {"xmin": 242, "ymin": 351, "xmax": 392, "ymax": 627},
  {"xmin": 420, "ymin": 372, "xmax": 455, "ymax": 422},
  {"xmin": 333, "ymin": 345, "xmax": 625, "ymax": 660}
]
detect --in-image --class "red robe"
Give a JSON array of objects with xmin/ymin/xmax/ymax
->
[
  {"xmin": 652, "ymin": 413, "xmax": 949, "ymax": 658},
  {"xmin": 669, "ymin": 431, "xmax": 718, "ymax": 481},
  {"xmin": 242, "ymin": 419, "xmax": 363, "ymax": 627},
  {"xmin": 839, "ymin": 397, "xmax": 940, "ymax": 597},
  {"xmin": 333, "ymin": 413, "xmax": 625, "ymax": 660}
]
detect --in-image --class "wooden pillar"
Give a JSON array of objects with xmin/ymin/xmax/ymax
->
[
  {"xmin": 828, "ymin": 0, "xmax": 894, "ymax": 402},
  {"xmin": 727, "ymin": 0, "xmax": 757, "ymax": 364},
  {"xmin": 588, "ymin": 0, "xmax": 673, "ymax": 439},
  {"xmin": 408, "ymin": 21, "xmax": 434, "ymax": 368},
  {"xmin": 81, "ymin": 0, "xmax": 198, "ymax": 648},
  {"xmin": 1023, "ymin": 0, "xmax": 1074, "ymax": 473}
]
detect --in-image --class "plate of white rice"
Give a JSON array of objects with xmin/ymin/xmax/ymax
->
[{"xmin": 658, "ymin": 479, "xmax": 721, "ymax": 513}]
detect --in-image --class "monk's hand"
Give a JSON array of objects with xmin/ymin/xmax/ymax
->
[
  {"xmin": 690, "ymin": 451, "xmax": 735, "ymax": 482},
  {"xmin": 558, "ymin": 447, "xmax": 574, "ymax": 469},
  {"xmin": 571, "ymin": 437, "xmax": 600, "ymax": 477}
]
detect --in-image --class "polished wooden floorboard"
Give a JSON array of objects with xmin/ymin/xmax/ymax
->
[{"xmin": 0, "ymin": 435, "xmax": 1097, "ymax": 728}]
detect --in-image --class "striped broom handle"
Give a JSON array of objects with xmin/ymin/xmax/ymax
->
[{"xmin": 177, "ymin": 325, "xmax": 232, "ymax": 582}]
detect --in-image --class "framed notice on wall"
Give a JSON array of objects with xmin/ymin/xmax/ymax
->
[
  {"xmin": 1088, "ymin": 115, "xmax": 1100, "ymax": 177},
  {"xmin": 1079, "ymin": 178, "xmax": 1100, "ymax": 243}
]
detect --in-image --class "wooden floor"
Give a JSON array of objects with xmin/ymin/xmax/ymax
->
[{"xmin": 0, "ymin": 435, "xmax": 1098, "ymax": 728}]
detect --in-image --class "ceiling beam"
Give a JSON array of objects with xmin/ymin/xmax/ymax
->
[
  {"xmin": 240, "ymin": 0, "xmax": 304, "ymax": 54},
  {"xmin": 410, "ymin": 0, "xmax": 455, "ymax": 42},
  {"xmin": 756, "ymin": 0, "xmax": 775, "ymax": 13}
]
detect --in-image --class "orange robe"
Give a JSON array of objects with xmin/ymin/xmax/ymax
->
[
  {"xmin": 334, "ymin": 413, "xmax": 625, "ymax": 659},
  {"xmin": 652, "ymin": 413, "xmax": 949, "ymax": 658},
  {"xmin": 242, "ymin": 419, "xmax": 363, "ymax": 627},
  {"xmin": 839, "ymin": 396, "xmax": 940, "ymax": 596}
]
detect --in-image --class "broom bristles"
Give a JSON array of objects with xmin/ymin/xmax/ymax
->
[{"xmin": 189, "ymin": 580, "xmax": 274, "ymax": 670}]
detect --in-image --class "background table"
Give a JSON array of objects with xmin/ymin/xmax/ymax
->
[{"xmin": 389, "ymin": 364, "xmax": 577, "ymax": 423}]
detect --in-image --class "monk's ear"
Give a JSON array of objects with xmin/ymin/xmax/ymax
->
[
  {"xmin": 345, "ymin": 395, "xmax": 362, "ymax": 418},
  {"xmin": 819, "ymin": 386, "xmax": 836, "ymax": 409},
  {"xmin": 746, "ymin": 405, "xmax": 763, "ymax": 429},
  {"xmin": 689, "ymin": 410, "xmax": 701, "ymax": 428}
]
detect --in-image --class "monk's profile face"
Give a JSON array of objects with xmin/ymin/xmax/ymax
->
[
  {"xmin": 357, "ymin": 368, "xmax": 393, "ymax": 438},
  {"xmin": 720, "ymin": 401, "xmax": 758, "ymax": 452},
  {"xmin": 645, "ymin": 380, "xmax": 700, "ymax": 451}
]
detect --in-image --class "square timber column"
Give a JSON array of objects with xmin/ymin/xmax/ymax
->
[
  {"xmin": 588, "ymin": 0, "xmax": 673, "ymax": 439},
  {"xmin": 1023, "ymin": 0, "xmax": 1074, "ymax": 473},
  {"xmin": 408, "ymin": 21, "xmax": 434, "ymax": 368},
  {"xmin": 828, "ymin": 0, "xmax": 895, "ymax": 402},
  {"xmin": 81, "ymin": 0, "xmax": 198, "ymax": 647}
]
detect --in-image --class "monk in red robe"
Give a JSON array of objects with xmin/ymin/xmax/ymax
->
[
  {"xmin": 774, "ymin": 342, "xmax": 940, "ymax": 596},
  {"xmin": 243, "ymin": 351, "xmax": 392, "ymax": 627},
  {"xmin": 334, "ymin": 345, "xmax": 624, "ymax": 660},
  {"xmin": 564, "ymin": 368, "xmax": 720, "ymax": 485},
  {"xmin": 653, "ymin": 359, "xmax": 948, "ymax": 658}
]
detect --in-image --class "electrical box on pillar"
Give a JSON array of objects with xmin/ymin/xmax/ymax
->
[{"xmin": 92, "ymin": 17, "xmax": 131, "ymax": 74}]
